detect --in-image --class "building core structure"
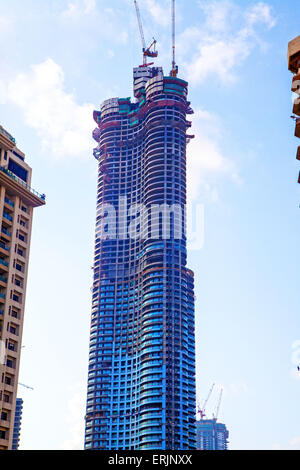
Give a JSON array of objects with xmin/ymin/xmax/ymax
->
[
  {"xmin": 84, "ymin": 64, "xmax": 196, "ymax": 450},
  {"xmin": 0, "ymin": 125, "xmax": 45, "ymax": 450}
]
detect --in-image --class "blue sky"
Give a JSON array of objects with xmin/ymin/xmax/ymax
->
[{"xmin": 0, "ymin": 0, "xmax": 300, "ymax": 450}]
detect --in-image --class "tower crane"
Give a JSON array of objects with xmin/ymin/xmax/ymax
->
[
  {"xmin": 213, "ymin": 388, "xmax": 223, "ymax": 422},
  {"xmin": 170, "ymin": 0, "xmax": 178, "ymax": 77},
  {"xmin": 134, "ymin": 0, "xmax": 158, "ymax": 67},
  {"xmin": 18, "ymin": 382, "xmax": 34, "ymax": 391},
  {"xmin": 197, "ymin": 383, "xmax": 215, "ymax": 419}
]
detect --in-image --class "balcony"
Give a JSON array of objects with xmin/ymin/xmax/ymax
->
[
  {"xmin": 4, "ymin": 197, "xmax": 14, "ymax": 208},
  {"xmin": 292, "ymin": 74, "xmax": 300, "ymax": 94},
  {"xmin": 2, "ymin": 212, "xmax": 13, "ymax": 224},
  {"xmin": 295, "ymin": 119, "xmax": 300, "ymax": 138},
  {"xmin": 0, "ymin": 241, "xmax": 9, "ymax": 253},
  {"xmin": 1, "ymin": 227, "xmax": 11, "ymax": 239},
  {"xmin": 0, "ymin": 166, "xmax": 46, "ymax": 206},
  {"xmin": 293, "ymin": 99, "xmax": 300, "ymax": 117},
  {"xmin": 0, "ymin": 259, "xmax": 9, "ymax": 269}
]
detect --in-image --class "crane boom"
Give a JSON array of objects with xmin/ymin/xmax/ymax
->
[
  {"xmin": 198, "ymin": 383, "xmax": 215, "ymax": 419},
  {"xmin": 134, "ymin": 0, "xmax": 146, "ymax": 51},
  {"xmin": 19, "ymin": 382, "xmax": 34, "ymax": 391},
  {"xmin": 214, "ymin": 388, "xmax": 223, "ymax": 421},
  {"xmin": 134, "ymin": 0, "xmax": 158, "ymax": 66}
]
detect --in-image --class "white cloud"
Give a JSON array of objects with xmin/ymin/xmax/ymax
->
[
  {"xmin": 245, "ymin": 2, "xmax": 276, "ymax": 29},
  {"xmin": 61, "ymin": 0, "xmax": 96, "ymax": 19},
  {"xmin": 60, "ymin": 385, "xmax": 86, "ymax": 450},
  {"xmin": 187, "ymin": 109, "xmax": 240, "ymax": 202},
  {"xmin": 143, "ymin": 0, "xmax": 170, "ymax": 27},
  {"xmin": 4, "ymin": 59, "xmax": 95, "ymax": 159},
  {"xmin": 178, "ymin": 1, "xmax": 276, "ymax": 85},
  {"xmin": 0, "ymin": 15, "xmax": 13, "ymax": 35}
]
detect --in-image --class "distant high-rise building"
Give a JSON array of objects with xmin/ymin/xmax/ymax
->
[
  {"xmin": 196, "ymin": 419, "xmax": 229, "ymax": 450},
  {"xmin": 287, "ymin": 35, "xmax": 300, "ymax": 182},
  {"xmin": 0, "ymin": 125, "xmax": 45, "ymax": 450},
  {"xmin": 84, "ymin": 63, "xmax": 196, "ymax": 450},
  {"xmin": 12, "ymin": 398, "xmax": 23, "ymax": 450}
]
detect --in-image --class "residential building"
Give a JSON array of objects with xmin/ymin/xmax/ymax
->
[
  {"xmin": 0, "ymin": 125, "xmax": 45, "ymax": 450},
  {"xmin": 287, "ymin": 35, "xmax": 300, "ymax": 181}
]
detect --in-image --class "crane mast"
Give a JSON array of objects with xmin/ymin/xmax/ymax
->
[
  {"xmin": 213, "ymin": 388, "xmax": 223, "ymax": 422},
  {"xmin": 198, "ymin": 383, "xmax": 215, "ymax": 419},
  {"xmin": 170, "ymin": 0, "xmax": 178, "ymax": 77}
]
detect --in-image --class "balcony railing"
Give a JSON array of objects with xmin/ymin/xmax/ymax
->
[
  {"xmin": 1, "ymin": 227, "xmax": 11, "ymax": 237},
  {"xmin": 3, "ymin": 212, "xmax": 13, "ymax": 222},
  {"xmin": 0, "ymin": 166, "xmax": 45, "ymax": 201},
  {"xmin": 0, "ymin": 126, "xmax": 16, "ymax": 144},
  {"xmin": 0, "ymin": 241, "xmax": 9, "ymax": 252}
]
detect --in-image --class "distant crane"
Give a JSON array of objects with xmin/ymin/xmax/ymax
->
[
  {"xmin": 18, "ymin": 383, "xmax": 34, "ymax": 391},
  {"xmin": 170, "ymin": 0, "xmax": 178, "ymax": 77},
  {"xmin": 213, "ymin": 388, "xmax": 223, "ymax": 422},
  {"xmin": 134, "ymin": 0, "xmax": 158, "ymax": 67},
  {"xmin": 197, "ymin": 383, "xmax": 215, "ymax": 419}
]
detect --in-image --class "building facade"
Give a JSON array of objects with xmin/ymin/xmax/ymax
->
[
  {"xmin": 196, "ymin": 420, "xmax": 229, "ymax": 450},
  {"xmin": 287, "ymin": 35, "xmax": 300, "ymax": 181},
  {"xmin": 12, "ymin": 398, "xmax": 23, "ymax": 450},
  {"xmin": 0, "ymin": 125, "xmax": 45, "ymax": 450},
  {"xmin": 84, "ymin": 65, "xmax": 196, "ymax": 450}
]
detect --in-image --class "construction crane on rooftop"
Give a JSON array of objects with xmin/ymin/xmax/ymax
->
[
  {"xmin": 213, "ymin": 388, "xmax": 223, "ymax": 422},
  {"xmin": 134, "ymin": 0, "xmax": 158, "ymax": 67},
  {"xmin": 170, "ymin": 0, "xmax": 178, "ymax": 77},
  {"xmin": 197, "ymin": 383, "xmax": 215, "ymax": 419}
]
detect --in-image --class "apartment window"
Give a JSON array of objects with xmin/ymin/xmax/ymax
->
[
  {"xmin": 3, "ymin": 394, "xmax": 10, "ymax": 403},
  {"xmin": 15, "ymin": 263, "xmax": 23, "ymax": 273},
  {"xmin": 18, "ymin": 233, "xmax": 25, "ymax": 242},
  {"xmin": 6, "ymin": 359, "xmax": 14, "ymax": 368},
  {"xmin": 9, "ymin": 325, "xmax": 17, "ymax": 335},
  {"xmin": 4, "ymin": 376, "xmax": 11, "ymax": 385},
  {"xmin": 8, "ymin": 158, "xmax": 27, "ymax": 182}
]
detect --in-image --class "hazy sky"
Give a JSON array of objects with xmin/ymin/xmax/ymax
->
[{"xmin": 0, "ymin": 0, "xmax": 300, "ymax": 450}]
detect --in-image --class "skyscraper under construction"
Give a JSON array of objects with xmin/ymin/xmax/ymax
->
[{"xmin": 85, "ymin": 2, "xmax": 196, "ymax": 451}]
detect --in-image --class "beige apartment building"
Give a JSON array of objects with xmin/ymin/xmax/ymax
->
[
  {"xmin": 288, "ymin": 35, "xmax": 300, "ymax": 181},
  {"xmin": 0, "ymin": 125, "xmax": 45, "ymax": 450}
]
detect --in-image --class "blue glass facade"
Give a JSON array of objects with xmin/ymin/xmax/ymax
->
[
  {"xmin": 85, "ymin": 66, "xmax": 196, "ymax": 450},
  {"xmin": 12, "ymin": 398, "xmax": 23, "ymax": 450},
  {"xmin": 196, "ymin": 420, "xmax": 229, "ymax": 450}
]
